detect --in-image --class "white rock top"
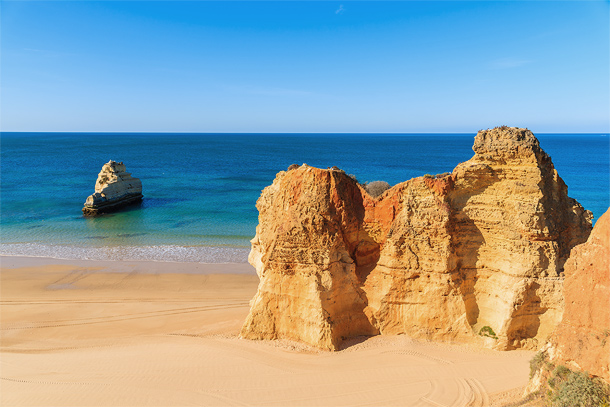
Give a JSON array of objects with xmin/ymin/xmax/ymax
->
[{"xmin": 84, "ymin": 161, "xmax": 142, "ymax": 209}]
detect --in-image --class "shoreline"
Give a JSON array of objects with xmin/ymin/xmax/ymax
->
[
  {"xmin": 0, "ymin": 242, "xmax": 251, "ymax": 264},
  {"xmin": 0, "ymin": 255, "xmax": 256, "ymax": 275}
]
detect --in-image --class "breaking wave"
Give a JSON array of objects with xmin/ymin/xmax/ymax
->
[{"xmin": 0, "ymin": 243, "xmax": 250, "ymax": 263}]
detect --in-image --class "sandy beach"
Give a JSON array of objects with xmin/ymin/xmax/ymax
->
[{"xmin": 1, "ymin": 256, "xmax": 532, "ymax": 406}]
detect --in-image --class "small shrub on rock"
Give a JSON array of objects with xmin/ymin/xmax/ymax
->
[
  {"xmin": 548, "ymin": 367, "xmax": 610, "ymax": 407},
  {"xmin": 347, "ymin": 174, "xmax": 359, "ymax": 184},
  {"xmin": 601, "ymin": 329, "xmax": 610, "ymax": 347},
  {"xmin": 423, "ymin": 174, "xmax": 434, "ymax": 179},
  {"xmin": 287, "ymin": 164, "xmax": 299, "ymax": 171},
  {"xmin": 365, "ymin": 181, "xmax": 391, "ymax": 198},
  {"xmin": 529, "ymin": 351, "xmax": 549, "ymax": 379},
  {"xmin": 478, "ymin": 325, "xmax": 498, "ymax": 340}
]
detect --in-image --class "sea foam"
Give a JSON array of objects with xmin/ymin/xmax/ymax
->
[{"xmin": 0, "ymin": 243, "xmax": 250, "ymax": 263}]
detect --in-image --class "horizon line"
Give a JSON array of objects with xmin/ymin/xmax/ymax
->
[{"xmin": 2, "ymin": 131, "xmax": 609, "ymax": 135}]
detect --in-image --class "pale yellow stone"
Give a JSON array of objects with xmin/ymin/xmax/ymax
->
[{"xmin": 83, "ymin": 160, "xmax": 142, "ymax": 215}]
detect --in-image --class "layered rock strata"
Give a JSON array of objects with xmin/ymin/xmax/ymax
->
[
  {"xmin": 528, "ymin": 208, "xmax": 609, "ymax": 390},
  {"xmin": 241, "ymin": 127, "xmax": 593, "ymax": 351},
  {"xmin": 82, "ymin": 161, "xmax": 143, "ymax": 215},
  {"xmin": 445, "ymin": 128, "xmax": 593, "ymax": 350}
]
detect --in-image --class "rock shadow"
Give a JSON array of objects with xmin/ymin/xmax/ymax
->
[
  {"xmin": 337, "ymin": 335, "xmax": 377, "ymax": 351},
  {"xmin": 447, "ymin": 169, "xmax": 500, "ymax": 330},
  {"xmin": 449, "ymin": 214, "xmax": 484, "ymax": 328},
  {"xmin": 504, "ymin": 282, "xmax": 546, "ymax": 350}
]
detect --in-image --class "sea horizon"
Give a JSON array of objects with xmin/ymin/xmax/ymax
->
[
  {"xmin": 3, "ymin": 131, "xmax": 609, "ymax": 135},
  {"xmin": 2, "ymin": 132, "xmax": 608, "ymax": 263}
]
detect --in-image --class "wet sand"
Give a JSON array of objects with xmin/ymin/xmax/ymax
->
[{"xmin": 1, "ymin": 256, "xmax": 532, "ymax": 406}]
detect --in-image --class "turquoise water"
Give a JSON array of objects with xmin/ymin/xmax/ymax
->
[{"xmin": 1, "ymin": 133, "xmax": 608, "ymax": 262}]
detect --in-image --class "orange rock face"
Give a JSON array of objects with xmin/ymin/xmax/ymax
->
[
  {"xmin": 544, "ymin": 208, "xmax": 610, "ymax": 382},
  {"xmin": 241, "ymin": 127, "xmax": 593, "ymax": 350}
]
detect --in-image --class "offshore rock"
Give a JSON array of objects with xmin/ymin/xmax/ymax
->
[
  {"xmin": 240, "ymin": 128, "xmax": 593, "ymax": 351},
  {"xmin": 528, "ymin": 208, "xmax": 610, "ymax": 391},
  {"xmin": 82, "ymin": 161, "xmax": 143, "ymax": 216}
]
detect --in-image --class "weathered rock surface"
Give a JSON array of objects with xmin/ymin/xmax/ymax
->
[
  {"xmin": 83, "ymin": 161, "xmax": 143, "ymax": 215},
  {"xmin": 241, "ymin": 127, "xmax": 593, "ymax": 351},
  {"xmin": 529, "ymin": 208, "xmax": 610, "ymax": 390},
  {"xmin": 446, "ymin": 128, "xmax": 593, "ymax": 350}
]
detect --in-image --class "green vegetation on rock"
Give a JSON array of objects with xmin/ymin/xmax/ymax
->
[
  {"xmin": 528, "ymin": 352, "xmax": 610, "ymax": 407},
  {"xmin": 548, "ymin": 366, "xmax": 609, "ymax": 407},
  {"xmin": 478, "ymin": 325, "xmax": 498, "ymax": 340},
  {"xmin": 364, "ymin": 181, "xmax": 391, "ymax": 198}
]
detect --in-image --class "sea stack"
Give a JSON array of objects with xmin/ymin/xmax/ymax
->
[
  {"xmin": 240, "ymin": 127, "xmax": 593, "ymax": 351},
  {"xmin": 82, "ymin": 161, "xmax": 143, "ymax": 216}
]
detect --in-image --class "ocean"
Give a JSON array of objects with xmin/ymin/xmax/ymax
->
[{"xmin": 1, "ymin": 132, "xmax": 608, "ymax": 263}]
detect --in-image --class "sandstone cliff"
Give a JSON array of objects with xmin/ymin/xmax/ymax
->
[
  {"xmin": 446, "ymin": 128, "xmax": 593, "ymax": 350},
  {"xmin": 528, "ymin": 207, "xmax": 609, "ymax": 391},
  {"xmin": 241, "ymin": 127, "xmax": 592, "ymax": 351},
  {"xmin": 83, "ymin": 161, "xmax": 143, "ymax": 215}
]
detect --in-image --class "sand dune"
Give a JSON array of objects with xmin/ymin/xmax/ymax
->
[{"xmin": 1, "ymin": 256, "xmax": 532, "ymax": 406}]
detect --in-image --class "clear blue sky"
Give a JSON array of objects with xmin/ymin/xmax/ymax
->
[{"xmin": 2, "ymin": 1, "xmax": 608, "ymax": 133}]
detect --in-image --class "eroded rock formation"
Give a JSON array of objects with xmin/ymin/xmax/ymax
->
[
  {"xmin": 83, "ymin": 161, "xmax": 143, "ymax": 215},
  {"xmin": 528, "ymin": 208, "xmax": 609, "ymax": 391},
  {"xmin": 241, "ymin": 127, "xmax": 593, "ymax": 351}
]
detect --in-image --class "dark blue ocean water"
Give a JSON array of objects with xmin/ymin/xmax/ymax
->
[{"xmin": 1, "ymin": 133, "xmax": 608, "ymax": 262}]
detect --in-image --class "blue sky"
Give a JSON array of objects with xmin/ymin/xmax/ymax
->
[{"xmin": 2, "ymin": 1, "xmax": 608, "ymax": 133}]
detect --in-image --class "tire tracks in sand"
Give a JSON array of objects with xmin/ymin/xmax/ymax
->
[
  {"xmin": 420, "ymin": 377, "xmax": 489, "ymax": 407},
  {"xmin": 1, "ymin": 302, "xmax": 250, "ymax": 331}
]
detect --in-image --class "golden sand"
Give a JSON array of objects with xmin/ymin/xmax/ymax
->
[{"xmin": 1, "ymin": 256, "xmax": 532, "ymax": 406}]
